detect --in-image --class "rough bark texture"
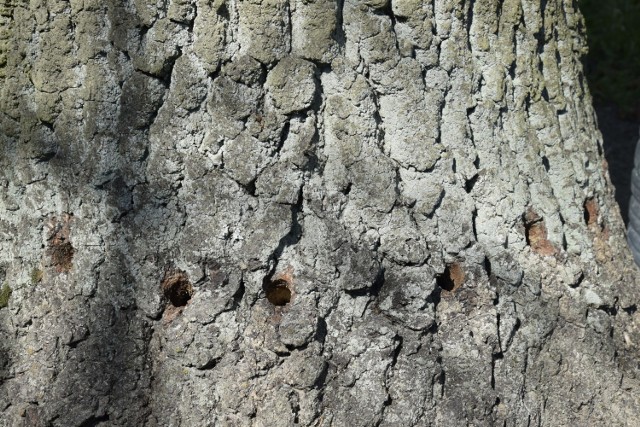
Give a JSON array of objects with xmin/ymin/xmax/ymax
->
[{"xmin": 1, "ymin": 0, "xmax": 640, "ymax": 425}]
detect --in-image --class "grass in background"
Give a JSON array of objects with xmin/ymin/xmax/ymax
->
[{"xmin": 580, "ymin": 0, "xmax": 640, "ymax": 119}]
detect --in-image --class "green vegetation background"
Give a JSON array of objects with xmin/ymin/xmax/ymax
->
[{"xmin": 581, "ymin": 0, "xmax": 640, "ymax": 118}]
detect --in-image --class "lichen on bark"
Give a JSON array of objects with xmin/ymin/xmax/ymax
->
[{"xmin": 0, "ymin": 0, "xmax": 639, "ymax": 426}]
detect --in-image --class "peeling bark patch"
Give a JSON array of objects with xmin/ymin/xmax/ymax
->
[
  {"xmin": 46, "ymin": 214, "xmax": 75, "ymax": 273},
  {"xmin": 523, "ymin": 210, "xmax": 556, "ymax": 256},
  {"xmin": 264, "ymin": 278, "xmax": 292, "ymax": 306},
  {"xmin": 437, "ymin": 263, "xmax": 465, "ymax": 292},
  {"xmin": 162, "ymin": 270, "xmax": 193, "ymax": 307}
]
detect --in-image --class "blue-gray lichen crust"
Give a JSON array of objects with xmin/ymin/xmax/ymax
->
[{"xmin": 0, "ymin": 0, "xmax": 639, "ymax": 426}]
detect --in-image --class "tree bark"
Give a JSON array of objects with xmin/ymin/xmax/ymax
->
[{"xmin": 1, "ymin": 0, "xmax": 639, "ymax": 425}]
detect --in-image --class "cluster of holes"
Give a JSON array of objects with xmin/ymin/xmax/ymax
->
[
  {"xmin": 263, "ymin": 278, "xmax": 292, "ymax": 306},
  {"xmin": 436, "ymin": 263, "xmax": 465, "ymax": 292},
  {"xmin": 160, "ymin": 267, "xmax": 294, "ymax": 309},
  {"xmin": 162, "ymin": 270, "xmax": 193, "ymax": 307}
]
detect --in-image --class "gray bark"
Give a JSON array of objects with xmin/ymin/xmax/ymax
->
[
  {"xmin": 628, "ymin": 137, "xmax": 640, "ymax": 264},
  {"xmin": 1, "ymin": 0, "xmax": 639, "ymax": 425}
]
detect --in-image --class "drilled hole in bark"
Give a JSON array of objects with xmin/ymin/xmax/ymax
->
[
  {"xmin": 436, "ymin": 263, "xmax": 465, "ymax": 292},
  {"xmin": 47, "ymin": 214, "xmax": 75, "ymax": 273},
  {"xmin": 584, "ymin": 198, "xmax": 599, "ymax": 226},
  {"xmin": 264, "ymin": 279, "xmax": 292, "ymax": 306},
  {"xmin": 162, "ymin": 270, "xmax": 193, "ymax": 307},
  {"xmin": 49, "ymin": 241, "xmax": 75, "ymax": 272},
  {"xmin": 523, "ymin": 209, "xmax": 556, "ymax": 256}
]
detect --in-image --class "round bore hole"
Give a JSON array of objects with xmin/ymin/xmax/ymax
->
[
  {"xmin": 264, "ymin": 279, "xmax": 292, "ymax": 306},
  {"xmin": 436, "ymin": 263, "xmax": 465, "ymax": 292},
  {"xmin": 162, "ymin": 270, "xmax": 193, "ymax": 307},
  {"xmin": 583, "ymin": 198, "xmax": 599, "ymax": 226},
  {"xmin": 50, "ymin": 241, "xmax": 75, "ymax": 272}
]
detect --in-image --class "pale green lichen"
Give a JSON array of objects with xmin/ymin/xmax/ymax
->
[
  {"xmin": 0, "ymin": 283, "xmax": 12, "ymax": 309},
  {"xmin": 31, "ymin": 268, "xmax": 43, "ymax": 284}
]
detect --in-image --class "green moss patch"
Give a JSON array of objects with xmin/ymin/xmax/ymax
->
[
  {"xmin": 0, "ymin": 283, "xmax": 12, "ymax": 309},
  {"xmin": 31, "ymin": 268, "xmax": 43, "ymax": 284}
]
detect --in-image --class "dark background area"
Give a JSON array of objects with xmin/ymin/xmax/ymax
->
[{"xmin": 581, "ymin": 0, "xmax": 640, "ymax": 225}]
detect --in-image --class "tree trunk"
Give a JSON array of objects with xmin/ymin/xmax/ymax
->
[{"xmin": 1, "ymin": 0, "xmax": 639, "ymax": 425}]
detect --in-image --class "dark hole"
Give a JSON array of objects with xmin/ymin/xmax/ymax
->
[
  {"xmin": 541, "ymin": 87, "xmax": 550, "ymax": 102},
  {"xmin": 264, "ymin": 279, "xmax": 292, "ymax": 306},
  {"xmin": 508, "ymin": 61, "xmax": 516, "ymax": 80},
  {"xmin": 484, "ymin": 256, "xmax": 492, "ymax": 277},
  {"xmin": 35, "ymin": 151, "xmax": 56, "ymax": 163},
  {"xmin": 523, "ymin": 211, "xmax": 539, "ymax": 245},
  {"xmin": 277, "ymin": 120, "xmax": 290, "ymax": 153},
  {"xmin": 465, "ymin": 174, "xmax": 479, "ymax": 193},
  {"xmin": 241, "ymin": 178, "xmax": 257, "ymax": 197},
  {"xmin": 436, "ymin": 271, "xmax": 455, "ymax": 292},
  {"xmin": 471, "ymin": 208, "xmax": 478, "ymax": 239},
  {"xmin": 570, "ymin": 271, "xmax": 584, "ymax": 288},
  {"xmin": 217, "ymin": 2, "xmax": 230, "ymax": 20},
  {"xmin": 426, "ymin": 287, "xmax": 441, "ymax": 307},
  {"xmin": 437, "ymin": 370, "xmax": 446, "ymax": 388},
  {"xmin": 583, "ymin": 198, "xmax": 598, "ymax": 226},
  {"xmin": 50, "ymin": 241, "xmax": 75, "ymax": 272},
  {"xmin": 78, "ymin": 415, "xmax": 110, "ymax": 427},
  {"xmin": 162, "ymin": 271, "xmax": 193, "ymax": 307},
  {"xmin": 541, "ymin": 155, "xmax": 550, "ymax": 172},
  {"xmin": 598, "ymin": 304, "xmax": 617, "ymax": 316},
  {"xmin": 436, "ymin": 263, "xmax": 464, "ymax": 292},
  {"xmin": 524, "ymin": 222, "xmax": 534, "ymax": 245},
  {"xmin": 342, "ymin": 182, "xmax": 353, "ymax": 196}
]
